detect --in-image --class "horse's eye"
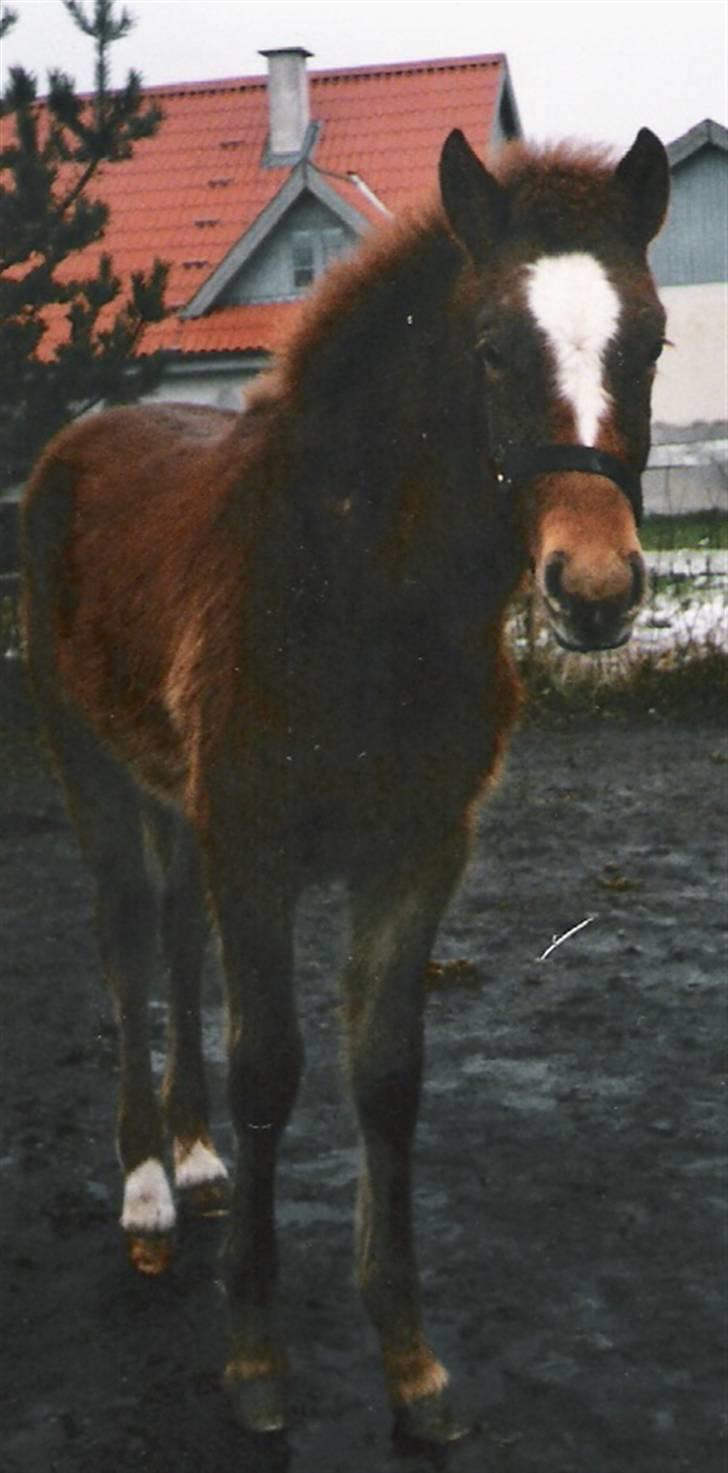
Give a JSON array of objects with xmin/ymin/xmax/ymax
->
[
  {"xmin": 475, "ymin": 338, "xmax": 505, "ymax": 373},
  {"xmin": 646, "ymin": 338, "xmax": 666, "ymax": 366}
]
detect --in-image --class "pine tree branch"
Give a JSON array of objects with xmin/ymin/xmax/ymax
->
[{"xmin": 0, "ymin": 0, "xmax": 169, "ymax": 487}]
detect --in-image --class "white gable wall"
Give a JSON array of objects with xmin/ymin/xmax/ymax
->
[
  {"xmin": 221, "ymin": 194, "xmax": 357, "ymax": 305},
  {"xmin": 144, "ymin": 359, "xmax": 267, "ymax": 412}
]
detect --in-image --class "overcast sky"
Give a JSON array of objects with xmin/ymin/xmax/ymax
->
[{"xmin": 2, "ymin": 0, "xmax": 726, "ymax": 148}]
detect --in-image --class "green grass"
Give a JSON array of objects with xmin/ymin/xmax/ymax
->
[
  {"xmin": 522, "ymin": 644, "xmax": 728, "ymax": 720},
  {"xmin": 640, "ymin": 511, "xmax": 728, "ymax": 551}
]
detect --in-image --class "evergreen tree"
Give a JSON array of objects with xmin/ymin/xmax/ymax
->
[{"xmin": 0, "ymin": 1, "xmax": 169, "ymax": 488}]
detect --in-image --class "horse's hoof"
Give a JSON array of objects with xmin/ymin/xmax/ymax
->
[
  {"xmin": 178, "ymin": 1175, "xmax": 230, "ymax": 1219},
  {"xmin": 127, "ymin": 1232, "xmax": 175, "ymax": 1276},
  {"xmin": 225, "ymin": 1373, "xmax": 288, "ymax": 1434},
  {"xmin": 392, "ymin": 1388, "xmax": 472, "ymax": 1447},
  {"xmin": 173, "ymin": 1140, "xmax": 229, "ymax": 1218},
  {"xmin": 426, "ymin": 958, "xmax": 479, "ymax": 991}
]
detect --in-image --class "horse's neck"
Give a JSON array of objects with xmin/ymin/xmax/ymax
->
[
  {"xmin": 246, "ymin": 223, "xmax": 522, "ymax": 625},
  {"xmin": 285, "ymin": 221, "xmax": 470, "ymax": 474}
]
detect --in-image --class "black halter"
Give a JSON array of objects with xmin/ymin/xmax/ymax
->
[{"xmin": 494, "ymin": 444, "xmax": 643, "ymax": 526}]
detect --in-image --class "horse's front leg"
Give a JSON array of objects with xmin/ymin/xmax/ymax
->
[
  {"xmin": 205, "ymin": 822, "xmax": 303, "ymax": 1434},
  {"xmin": 344, "ymin": 829, "xmax": 471, "ymax": 1445}
]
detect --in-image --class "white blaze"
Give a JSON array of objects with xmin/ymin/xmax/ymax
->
[{"xmin": 526, "ymin": 253, "xmax": 620, "ymax": 446}]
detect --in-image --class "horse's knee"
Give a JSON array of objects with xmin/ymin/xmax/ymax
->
[
  {"xmin": 350, "ymin": 1030, "xmax": 423, "ymax": 1144},
  {"xmin": 228, "ymin": 1022, "xmax": 304, "ymax": 1134}
]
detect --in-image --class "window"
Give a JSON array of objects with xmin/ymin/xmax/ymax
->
[
  {"xmin": 291, "ymin": 231, "xmax": 316, "ymax": 289},
  {"xmin": 290, "ymin": 226, "xmax": 347, "ymax": 293},
  {"xmin": 322, "ymin": 227, "xmax": 345, "ymax": 268}
]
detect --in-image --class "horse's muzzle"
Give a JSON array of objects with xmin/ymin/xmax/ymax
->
[{"xmin": 540, "ymin": 549, "xmax": 645, "ymax": 653}]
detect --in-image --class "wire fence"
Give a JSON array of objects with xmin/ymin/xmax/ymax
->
[{"xmin": 2, "ymin": 553, "xmax": 727, "ymax": 682}]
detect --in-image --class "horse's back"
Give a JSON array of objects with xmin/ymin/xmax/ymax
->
[
  {"xmin": 44, "ymin": 400, "xmax": 238, "ymax": 456},
  {"xmin": 25, "ymin": 402, "xmax": 239, "ymax": 518}
]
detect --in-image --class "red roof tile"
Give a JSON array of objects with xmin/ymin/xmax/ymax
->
[
  {"xmin": 142, "ymin": 301, "xmax": 302, "ymax": 354},
  {"xmin": 14, "ymin": 53, "xmax": 515, "ymax": 360}
]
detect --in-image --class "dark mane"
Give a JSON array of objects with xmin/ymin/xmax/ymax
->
[
  {"xmin": 251, "ymin": 206, "xmax": 462, "ymax": 410},
  {"xmin": 492, "ymin": 134, "xmax": 617, "ymax": 181},
  {"xmin": 490, "ymin": 138, "xmax": 635, "ymax": 250},
  {"xmin": 242, "ymin": 208, "xmax": 478, "ymax": 585}
]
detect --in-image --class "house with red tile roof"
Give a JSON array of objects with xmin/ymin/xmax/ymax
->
[
  {"xmin": 8, "ymin": 49, "xmax": 722, "ymax": 516},
  {"xmin": 59, "ymin": 48, "xmax": 522, "ymax": 408}
]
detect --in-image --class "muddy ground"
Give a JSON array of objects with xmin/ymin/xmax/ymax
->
[{"xmin": 1, "ymin": 660, "xmax": 726, "ymax": 1473}]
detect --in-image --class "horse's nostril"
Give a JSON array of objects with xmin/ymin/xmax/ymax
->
[
  {"xmin": 544, "ymin": 553, "xmax": 566, "ymax": 605},
  {"xmin": 628, "ymin": 552, "xmax": 646, "ymax": 609}
]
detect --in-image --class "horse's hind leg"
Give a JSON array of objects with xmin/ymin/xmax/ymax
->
[
  {"xmin": 344, "ymin": 832, "xmax": 471, "ymax": 1445},
  {"xmin": 204, "ymin": 814, "xmax": 303, "ymax": 1434},
  {"xmin": 143, "ymin": 802, "xmax": 229, "ymax": 1216},
  {"xmin": 43, "ymin": 710, "xmax": 175, "ymax": 1274}
]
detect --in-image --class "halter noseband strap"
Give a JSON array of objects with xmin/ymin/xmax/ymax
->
[{"xmin": 495, "ymin": 444, "xmax": 644, "ymax": 525}]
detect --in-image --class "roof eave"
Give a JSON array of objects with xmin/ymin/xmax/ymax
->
[
  {"xmin": 160, "ymin": 350, "xmax": 272, "ymax": 371},
  {"xmin": 667, "ymin": 118, "xmax": 728, "ymax": 167}
]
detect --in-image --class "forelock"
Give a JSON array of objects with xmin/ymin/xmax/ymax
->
[{"xmin": 491, "ymin": 140, "xmax": 624, "ymax": 248}]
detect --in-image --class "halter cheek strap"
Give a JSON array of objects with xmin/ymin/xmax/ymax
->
[{"xmin": 495, "ymin": 444, "xmax": 644, "ymax": 526}]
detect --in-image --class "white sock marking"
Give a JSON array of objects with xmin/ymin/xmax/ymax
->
[
  {"xmin": 121, "ymin": 1158, "xmax": 176, "ymax": 1235},
  {"xmin": 526, "ymin": 253, "xmax": 620, "ymax": 446},
  {"xmin": 173, "ymin": 1139, "xmax": 229, "ymax": 1189}
]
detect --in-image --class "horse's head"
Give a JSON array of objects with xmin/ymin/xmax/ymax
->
[{"xmin": 440, "ymin": 127, "xmax": 670, "ymax": 652}]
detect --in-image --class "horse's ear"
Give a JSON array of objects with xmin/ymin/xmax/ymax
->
[
  {"xmin": 615, "ymin": 127, "xmax": 670, "ymax": 245},
  {"xmin": 439, "ymin": 129, "xmax": 509, "ymax": 263}
]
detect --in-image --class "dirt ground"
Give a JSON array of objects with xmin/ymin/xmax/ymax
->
[{"xmin": 1, "ymin": 659, "xmax": 726, "ymax": 1473}]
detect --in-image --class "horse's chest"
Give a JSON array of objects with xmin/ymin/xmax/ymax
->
[
  {"xmin": 286, "ymin": 641, "xmax": 498, "ymax": 824},
  {"xmin": 244, "ymin": 593, "xmax": 514, "ymax": 856}
]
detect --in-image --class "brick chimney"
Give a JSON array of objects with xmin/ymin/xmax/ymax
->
[{"xmin": 260, "ymin": 47, "xmax": 313, "ymax": 160}]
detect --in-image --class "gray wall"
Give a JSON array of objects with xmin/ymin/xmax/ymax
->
[{"xmin": 650, "ymin": 145, "xmax": 728, "ymax": 286}]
